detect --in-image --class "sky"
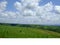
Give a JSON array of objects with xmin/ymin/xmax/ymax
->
[{"xmin": 0, "ymin": 0, "xmax": 60, "ymax": 25}]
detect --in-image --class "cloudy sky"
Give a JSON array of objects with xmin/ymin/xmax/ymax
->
[{"xmin": 0, "ymin": 0, "xmax": 60, "ymax": 25}]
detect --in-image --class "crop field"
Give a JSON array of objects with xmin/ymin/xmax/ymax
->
[{"xmin": 0, "ymin": 24, "xmax": 60, "ymax": 38}]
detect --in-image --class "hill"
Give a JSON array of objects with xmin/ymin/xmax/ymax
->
[{"xmin": 0, "ymin": 24, "xmax": 60, "ymax": 38}]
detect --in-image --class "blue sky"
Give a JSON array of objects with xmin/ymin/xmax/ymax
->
[
  {"xmin": 40, "ymin": 0, "xmax": 60, "ymax": 5},
  {"xmin": 1, "ymin": 0, "xmax": 60, "ymax": 11},
  {"xmin": 0, "ymin": 0, "xmax": 60, "ymax": 25}
]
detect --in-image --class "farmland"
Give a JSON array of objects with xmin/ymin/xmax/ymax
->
[{"xmin": 0, "ymin": 24, "xmax": 60, "ymax": 38}]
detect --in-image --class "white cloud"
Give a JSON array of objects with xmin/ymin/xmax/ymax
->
[
  {"xmin": 21, "ymin": 0, "xmax": 40, "ymax": 9},
  {"xmin": 14, "ymin": 1, "xmax": 23, "ymax": 11},
  {"xmin": 0, "ymin": 1, "xmax": 7, "ymax": 12},
  {"xmin": 43, "ymin": 2, "xmax": 53, "ymax": 12},
  {"xmin": 20, "ymin": 0, "xmax": 40, "ymax": 4},
  {"xmin": 14, "ymin": 0, "xmax": 60, "ymax": 25},
  {"xmin": 1, "ymin": 11, "xmax": 18, "ymax": 18},
  {"xmin": 0, "ymin": 0, "xmax": 60, "ymax": 25},
  {"xmin": 55, "ymin": 6, "xmax": 60, "ymax": 13},
  {"xmin": 23, "ymin": 9, "xmax": 36, "ymax": 16}
]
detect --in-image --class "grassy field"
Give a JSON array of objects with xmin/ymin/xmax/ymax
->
[{"xmin": 0, "ymin": 24, "xmax": 60, "ymax": 38}]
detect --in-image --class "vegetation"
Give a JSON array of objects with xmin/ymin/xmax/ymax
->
[{"xmin": 0, "ymin": 23, "xmax": 60, "ymax": 38}]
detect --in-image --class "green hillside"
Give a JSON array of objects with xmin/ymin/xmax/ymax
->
[{"xmin": 0, "ymin": 24, "xmax": 60, "ymax": 38}]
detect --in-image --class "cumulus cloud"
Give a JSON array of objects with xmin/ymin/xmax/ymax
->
[
  {"xmin": 0, "ymin": 0, "xmax": 60, "ymax": 25},
  {"xmin": 0, "ymin": 11, "xmax": 21, "ymax": 23},
  {"xmin": 0, "ymin": 1, "xmax": 18, "ymax": 23},
  {"xmin": 14, "ymin": 0, "xmax": 60, "ymax": 25},
  {"xmin": 14, "ymin": 1, "xmax": 23, "ymax": 11},
  {"xmin": 55, "ymin": 6, "xmax": 60, "ymax": 13},
  {"xmin": 0, "ymin": 1, "xmax": 7, "ymax": 12}
]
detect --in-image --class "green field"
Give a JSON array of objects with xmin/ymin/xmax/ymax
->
[{"xmin": 0, "ymin": 24, "xmax": 60, "ymax": 38}]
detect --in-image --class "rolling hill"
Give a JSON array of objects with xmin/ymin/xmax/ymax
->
[{"xmin": 0, "ymin": 24, "xmax": 60, "ymax": 38}]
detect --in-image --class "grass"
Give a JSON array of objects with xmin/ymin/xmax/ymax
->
[{"xmin": 0, "ymin": 25, "xmax": 60, "ymax": 38}]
